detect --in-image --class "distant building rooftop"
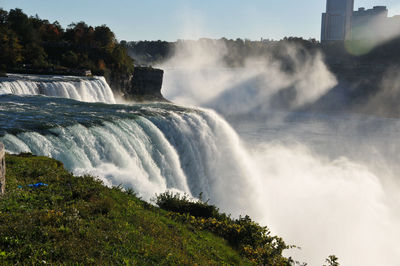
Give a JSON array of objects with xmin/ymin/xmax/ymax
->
[{"xmin": 322, "ymin": 0, "xmax": 399, "ymax": 42}]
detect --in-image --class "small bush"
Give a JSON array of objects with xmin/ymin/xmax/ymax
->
[
  {"xmin": 155, "ymin": 191, "xmax": 223, "ymax": 219},
  {"xmin": 324, "ymin": 255, "xmax": 340, "ymax": 266}
]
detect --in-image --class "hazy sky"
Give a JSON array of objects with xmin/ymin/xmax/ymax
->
[{"xmin": 1, "ymin": 0, "xmax": 400, "ymax": 41}]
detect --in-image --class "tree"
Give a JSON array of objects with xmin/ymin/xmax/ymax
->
[
  {"xmin": 24, "ymin": 43, "xmax": 47, "ymax": 68},
  {"xmin": 324, "ymin": 255, "xmax": 339, "ymax": 266},
  {"xmin": 94, "ymin": 25, "xmax": 115, "ymax": 52},
  {"xmin": 61, "ymin": 51, "xmax": 79, "ymax": 68},
  {"xmin": 65, "ymin": 22, "xmax": 93, "ymax": 46},
  {"xmin": 0, "ymin": 9, "xmax": 7, "ymax": 24},
  {"xmin": 40, "ymin": 23, "xmax": 62, "ymax": 42},
  {"xmin": 0, "ymin": 27, "xmax": 23, "ymax": 68},
  {"xmin": 7, "ymin": 8, "xmax": 34, "ymax": 44}
]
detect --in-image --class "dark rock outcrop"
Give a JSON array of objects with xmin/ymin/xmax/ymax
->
[
  {"xmin": 107, "ymin": 72, "xmax": 133, "ymax": 98},
  {"xmin": 107, "ymin": 67, "xmax": 167, "ymax": 102},
  {"xmin": 128, "ymin": 67, "xmax": 166, "ymax": 102}
]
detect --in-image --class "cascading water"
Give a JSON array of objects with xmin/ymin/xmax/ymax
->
[
  {"xmin": 0, "ymin": 95, "xmax": 256, "ymax": 216},
  {"xmin": 0, "ymin": 74, "xmax": 116, "ymax": 104}
]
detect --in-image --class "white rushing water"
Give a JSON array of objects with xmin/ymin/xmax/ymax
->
[
  {"xmin": 1, "ymin": 106, "xmax": 257, "ymax": 216},
  {"xmin": 0, "ymin": 74, "xmax": 116, "ymax": 103}
]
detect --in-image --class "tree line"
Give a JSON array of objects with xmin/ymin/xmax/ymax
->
[
  {"xmin": 126, "ymin": 36, "xmax": 400, "ymax": 70},
  {"xmin": 0, "ymin": 8, "xmax": 134, "ymax": 76},
  {"xmin": 126, "ymin": 37, "xmax": 319, "ymax": 67}
]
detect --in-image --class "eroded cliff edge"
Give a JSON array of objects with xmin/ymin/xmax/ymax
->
[{"xmin": 107, "ymin": 67, "xmax": 167, "ymax": 102}]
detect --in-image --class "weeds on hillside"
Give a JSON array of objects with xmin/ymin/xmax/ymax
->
[
  {"xmin": 155, "ymin": 191, "xmax": 290, "ymax": 265},
  {"xmin": 0, "ymin": 154, "xmax": 249, "ymax": 265}
]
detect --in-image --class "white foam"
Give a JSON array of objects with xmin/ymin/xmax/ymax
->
[{"xmin": 0, "ymin": 74, "xmax": 116, "ymax": 103}]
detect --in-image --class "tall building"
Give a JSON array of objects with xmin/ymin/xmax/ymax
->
[{"xmin": 321, "ymin": 0, "xmax": 355, "ymax": 42}]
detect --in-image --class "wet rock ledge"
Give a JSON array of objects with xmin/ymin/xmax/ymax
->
[{"xmin": 108, "ymin": 67, "xmax": 167, "ymax": 102}]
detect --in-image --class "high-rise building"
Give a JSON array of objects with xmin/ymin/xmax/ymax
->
[{"xmin": 321, "ymin": 0, "xmax": 355, "ymax": 42}]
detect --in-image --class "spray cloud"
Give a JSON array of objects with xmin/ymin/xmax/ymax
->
[
  {"xmin": 157, "ymin": 11, "xmax": 400, "ymax": 266},
  {"xmin": 161, "ymin": 39, "xmax": 337, "ymax": 116}
]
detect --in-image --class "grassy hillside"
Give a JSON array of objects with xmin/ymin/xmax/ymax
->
[{"xmin": 0, "ymin": 154, "xmax": 289, "ymax": 265}]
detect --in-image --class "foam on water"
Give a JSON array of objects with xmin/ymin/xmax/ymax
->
[
  {"xmin": 0, "ymin": 98, "xmax": 256, "ymax": 215},
  {"xmin": 0, "ymin": 74, "xmax": 116, "ymax": 103}
]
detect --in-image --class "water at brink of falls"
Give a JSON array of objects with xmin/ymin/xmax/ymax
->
[
  {"xmin": 0, "ymin": 94, "xmax": 256, "ymax": 215},
  {"xmin": 0, "ymin": 74, "xmax": 116, "ymax": 103},
  {"xmin": 1, "ymin": 74, "xmax": 400, "ymax": 266}
]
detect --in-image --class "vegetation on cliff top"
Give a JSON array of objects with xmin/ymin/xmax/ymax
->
[
  {"xmin": 0, "ymin": 8, "xmax": 134, "ymax": 77},
  {"xmin": 0, "ymin": 153, "xmax": 291, "ymax": 265},
  {"xmin": 126, "ymin": 37, "xmax": 400, "ymax": 68}
]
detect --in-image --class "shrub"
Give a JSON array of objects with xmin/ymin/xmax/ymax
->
[
  {"xmin": 156, "ymin": 192, "xmax": 290, "ymax": 265},
  {"xmin": 154, "ymin": 191, "xmax": 223, "ymax": 219},
  {"xmin": 324, "ymin": 255, "xmax": 340, "ymax": 266}
]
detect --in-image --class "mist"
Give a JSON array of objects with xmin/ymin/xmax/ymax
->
[
  {"xmin": 357, "ymin": 67, "xmax": 400, "ymax": 116},
  {"xmin": 251, "ymin": 141, "xmax": 400, "ymax": 266},
  {"xmin": 160, "ymin": 39, "xmax": 337, "ymax": 116},
  {"xmin": 228, "ymin": 112, "xmax": 400, "ymax": 266},
  {"xmin": 157, "ymin": 29, "xmax": 400, "ymax": 265},
  {"xmin": 347, "ymin": 12, "xmax": 400, "ymax": 56}
]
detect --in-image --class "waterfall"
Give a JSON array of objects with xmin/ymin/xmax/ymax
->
[
  {"xmin": 0, "ymin": 96, "xmax": 256, "ymax": 215},
  {"xmin": 0, "ymin": 74, "xmax": 116, "ymax": 104}
]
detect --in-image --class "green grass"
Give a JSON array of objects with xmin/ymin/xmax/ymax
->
[
  {"xmin": 0, "ymin": 153, "xmax": 291, "ymax": 265},
  {"xmin": 0, "ymin": 154, "xmax": 252, "ymax": 265}
]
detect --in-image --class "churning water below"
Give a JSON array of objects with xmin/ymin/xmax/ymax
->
[{"xmin": 228, "ymin": 112, "xmax": 400, "ymax": 266}]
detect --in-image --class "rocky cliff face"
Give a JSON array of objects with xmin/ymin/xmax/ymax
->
[
  {"xmin": 107, "ymin": 67, "xmax": 166, "ymax": 102},
  {"xmin": 129, "ymin": 67, "xmax": 166, "ymax": 102},
  {"xmin": 107, "ymin": 72, "xmax": 133, "ymax": 98}
]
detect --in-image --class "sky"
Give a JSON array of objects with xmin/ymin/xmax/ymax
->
[{"xmin": 1, "ymin": 0, "xmax": 400, "ymax": 42}]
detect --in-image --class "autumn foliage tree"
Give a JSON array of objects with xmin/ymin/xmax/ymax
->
[{"xmin": 0, "ymin": 8, "xmax": 134, "ymax": 76}]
